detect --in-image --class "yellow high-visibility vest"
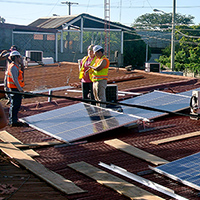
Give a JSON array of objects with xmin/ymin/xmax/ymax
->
[
  {"xmin": 79, "ymin": 56, "xmax": 96, "ymax": 80},
  {"xmin": 91, "ymin": 55, "xmax": 109, "ymax": 82}
]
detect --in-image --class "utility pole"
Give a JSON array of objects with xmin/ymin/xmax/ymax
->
[
  {"xmin": 61, "ymin": 1, "xmax": 78, "ymax": 53},
  {"xmin": 171, "ymin": 0, "xmax": 176, "ymax": 71},
  {"xmin": 61, "ymin": 1, "xmax": 78, "ymax": 15},
  {"xmin": 153, "ymin": 0, "xmax": 176, "ymax": 71}
]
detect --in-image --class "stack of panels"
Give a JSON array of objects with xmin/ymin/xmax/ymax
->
[
  {"xmin": 21, "ymin": 103, "xmax": 138, "ymax": 143},
  {"xmin": 153, "ymin": 152, "xmax": 200, "ymax": 191},
  {"xmin": 120, "ymin": 90, "xmax": 190, "ymax": 119}
]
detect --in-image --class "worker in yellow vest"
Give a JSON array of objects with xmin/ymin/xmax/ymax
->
[
  {"xmin": 88, "ymin": 45, "xmax": 109, "ymax": 107},
  {"xmin": 79, "ymin": 45, "xmax": 96, "ymax": 103}
]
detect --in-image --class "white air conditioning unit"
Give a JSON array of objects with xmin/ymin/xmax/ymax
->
[
  {"xmin": 25, "ymin": 50, "xmax": 43, "ymax": 62},
  {"xmin": 145, "ymin": 62, "xmax": 160, "ymax": 72}
]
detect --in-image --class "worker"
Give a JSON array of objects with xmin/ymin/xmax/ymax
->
[
  {"xmin": 79, "ymin": 45, "xmax": 96, "ymax": 102},
  {"xmin": 0, "ymin": 48, "xmax": 11, "ymax": 104},
  {"xmin": 89, "ymin": 45, "xmax": 109, "ymax": 107},
  {"xmin": 7, "ymin": 50, "xmax": 28, "ymax": 127},
  {"xmin": 0, "ymin": 103, "xmax": 7, "ymax": 129},
  {"xmin": 0, "ymin": 45, "xmax": 24, "ymax": 105}
]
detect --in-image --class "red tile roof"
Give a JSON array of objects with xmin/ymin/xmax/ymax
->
[{"xmin": 0, "ymin": 62, "xmax": 200, "ymax": 199}]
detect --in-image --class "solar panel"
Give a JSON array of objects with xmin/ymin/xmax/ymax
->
[
  {"xmin": 151, "ymin": 152, "xmax": 200, "ymax": 191},
  {"xmin": 21, "ymin": 103, "xmax": 138, "ymax": 143},
  {"xmin": 120, "ymin": 90, "xmax": 191, "ymax": 119},
  {"xmin": 179, "ymin": 87, "xmax": 200, "ymax": 97},
  {"xmin": 21, "ymin": 90, "xmax": 193, "ymax": 143}
]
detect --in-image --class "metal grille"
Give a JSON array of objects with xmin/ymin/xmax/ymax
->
[{"xmin": 13, "ymin": 33, "xmax": 55, "ymax": 58}]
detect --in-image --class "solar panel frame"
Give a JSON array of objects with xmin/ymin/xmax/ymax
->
[
  {"xmin": 179, "ymin": 87, "xmax": 200, "ymax": 97},
  {"xmin": 120, "ymin": 90, "xmax": 191, "ymax": 120},
  {"xmin": 151, "ymin": 152, "xmax": 200, "ymax": 191},
  {"xmin": 21, "ymin": 103, "xmax": 138, "ymax": 142},
  {"xmin": 21, "ymin": 90, "xmax": 193, "ymax": 143}
]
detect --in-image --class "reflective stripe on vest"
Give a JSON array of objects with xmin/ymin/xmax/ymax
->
[
  {"xmin": 7, "ymin": 63, "xmax": 24, "ymax": 88},
  {"xmin": 79, "ymin": 56, "xmax": 96, "ymax": 80},
  {"xmin": 92, "ymin": 56, "xmax": 109, "ymax": 82}
]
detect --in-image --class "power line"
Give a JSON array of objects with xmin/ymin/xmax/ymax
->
[
  {"xmin": 0, "ymin": 89, "xmax": 198, "ymax": 119},
  {"xmin": 1, "ymin": 1, "xmax": 200, "ymax": 9},
  {"xmin": 61, "ymin": 1, "xmax": 79, "ymax": 15}
]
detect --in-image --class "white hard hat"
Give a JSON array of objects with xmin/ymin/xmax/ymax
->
[
  {"xmin": 93, "ymin": 45, "xmax": 103, "ymax": 53},
  {"xmin": 10, "ymin": 51, "xmax": 20, "ymax": 57}
]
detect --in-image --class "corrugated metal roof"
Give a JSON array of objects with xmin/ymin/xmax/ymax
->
[
  {"xmin": 0, "ymin": 22, "xmax": 57, "ymax": 33},
  {"xmin": 29, "ymin": 15, "xmax": 77, "ymax": 29},
  {"xmin": 35, "ymin": 15, "xmax": 77, "ymax": 29},
  {"xmin": 29, "ymin": 13, "xmax": 134, "ymax": 32}
]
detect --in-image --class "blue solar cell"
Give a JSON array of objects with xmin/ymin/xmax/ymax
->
[
  {"xmin": 21, "ymin": 103, "xmax": 138, "ymax": 142},
  {"xmin": 179, "ymin": 87, "xmax": 200, "ymax": 97},
  {"xmin": 154, "ymin": 152, "xmax": 200, "ymax": 191},
  {"xmin": 121, "ymin": 90, "xmax": 190, "ymax": 119},
  {"xmin": 21, "ymin": 90, "xmax": 193, "ymax": 143}
]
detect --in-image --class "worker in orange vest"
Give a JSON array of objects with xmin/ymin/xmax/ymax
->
[
  {"xmin": 7, "ymin": 51, "xmax": 28, "ymax": 127},
  {"xmin": 0, "ymin": 45, "xmax": 24, "ymax": 105}
]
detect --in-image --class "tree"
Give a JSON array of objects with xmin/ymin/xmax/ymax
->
[
  {"xmin": 133, "ymin": 13, "xmax": 194, "ymax": 29},
  {"xmin": 157, "ymin": 25, "xmax": 200, "ymax": 73},
  {"xmin": 123, "ymin": 32, "xmax": 149, "ymax": 68}
]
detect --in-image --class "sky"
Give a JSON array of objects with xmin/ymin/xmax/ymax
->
[{"xmin": 0, "ymin": 0, "xmax": 200, "ymax": 27}]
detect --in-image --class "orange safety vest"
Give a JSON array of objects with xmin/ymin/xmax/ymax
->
[
  {"xmin": 79, "ymin": 56, "xmax": 96, "ymax": 80},
  {"xmin": 7, "ymin": 63, "xmax": 24, "ymax": 88},
  {"xmin": 91, "ymin": 55, "xmax": 109, "ymax": 82}
]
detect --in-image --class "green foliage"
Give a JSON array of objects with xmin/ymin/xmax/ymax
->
[
  {"xmin": 57, "ymin": 29, "xmax": 147, "ymax": 67},
  {"xmin": 133, "ymin": 13, "xmax": 194, "ymax": 29},
  {"xmin": 123, "ymin": 32, "xmax": 149, "ymax": 68},
  {"xmin": 157, "ymin": 25, "xmax": 200, "ymax": 73}
]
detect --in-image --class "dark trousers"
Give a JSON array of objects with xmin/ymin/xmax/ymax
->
[
  {"xmin": 9, "ymin": 88, "xmax": 22, "ymax": 124},
  {"xmin": 82, "ymin": 82, "xmax": 94, "ymax": 103}
]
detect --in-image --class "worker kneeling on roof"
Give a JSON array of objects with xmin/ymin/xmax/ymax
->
[
  {"xmin": 88, "ymin": 45, "xmax": 110, "ymax": 108},
  {"xmin": 7, "ymin": 51, "xmax": 28, "ymax": 127}
]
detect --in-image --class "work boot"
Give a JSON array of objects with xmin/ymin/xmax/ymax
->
[{"xmin": 9, "ymin": 122, "xmax": 29, "ymax": 127}]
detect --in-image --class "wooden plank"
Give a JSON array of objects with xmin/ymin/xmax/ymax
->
[
  {"xmin": 15, "ymin": 141, "xmax": 62, "ymax": 148},
  {"xmin": 104, "ymin": 139, "xmax": 169, "ymax": 165},
  {"xmin": 0, "ymin": 142, "xmax": 85, "ymax": 195},
  {"xmin": 0, "ymin": 130, "xmax": 58, "ymax": 157},
  {"xmin": 150, "ymin": 131, "xmax": 200, "ymax": 145},
  {"xmin": 0, "ymin": 130, "xmax": 22, "ymax": 145},
  {"xmin": 0, "ymin": 130, "xmax": 39, "ymax": 157},
  {"xmin": 68, "ymin": 161, "xmax": 164, "ymax": 200},
  {"xmin": 22, "ymin": 149, "xmax": 40, "ymax": 157},
  {"xmin": 99, "ymin": 162, "xmax": 188, "ymax": 200},
  {"xmin": 0, "ymin": 131, "xmax": 62, "ymax": 147}
]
